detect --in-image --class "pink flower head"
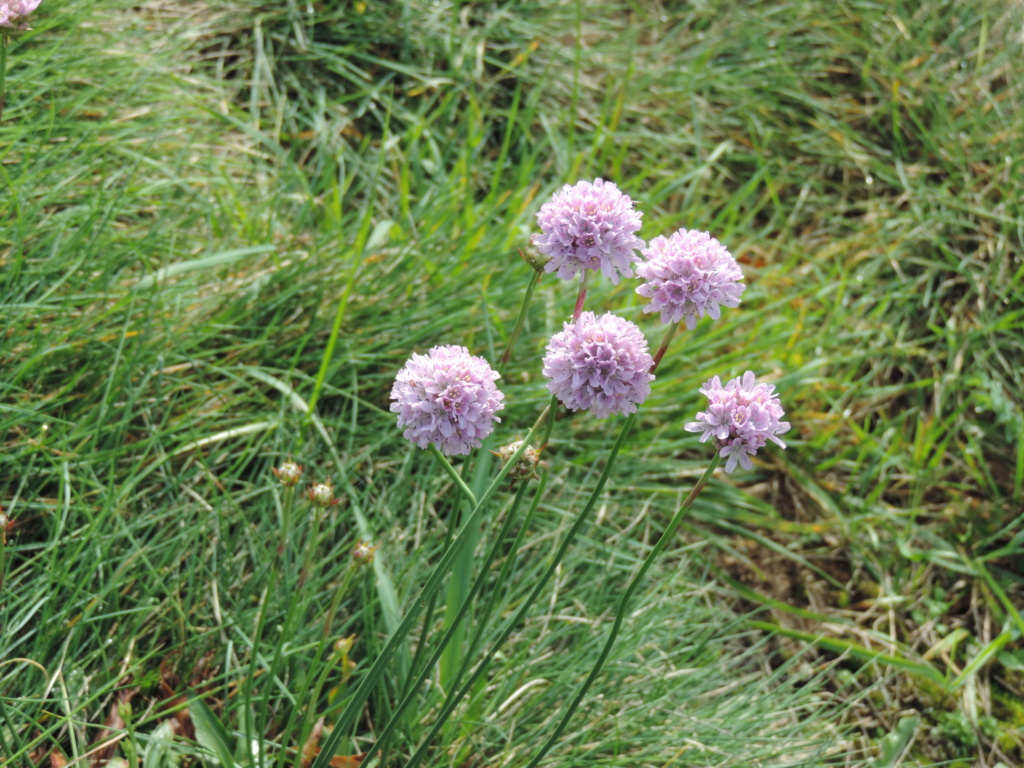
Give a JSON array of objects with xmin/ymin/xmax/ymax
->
[
  {"xmin": 636, "ymin": 229, "xmax": 745, "ymax": 329},
  {"xmin": 0, "ymin": 0, "xmax": 41, "ymax": 29},
  {"xmin": 542, "ymin": 311, "xmax": 654, "ymax": 418},
  {"xmin": 390, "ymin": 345, "xmax": 504, "ymax": 456},
  {"xmin": 532, "ymin": 178, "xmax": 644, "ymax": 285},
  {"xmin": 685, "ymin": 371, "xmax": 790, "ymax": 473}
]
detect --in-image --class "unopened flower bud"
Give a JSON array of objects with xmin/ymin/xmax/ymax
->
[
  {"xmin": 519, "ymin": 244, "xmax": 550, "ymax": 274},
  {"xmin": 334, "ymin": 634, "xmax": 356, "ymax": 656},
  {"xmin": 307, "ymin": 480, "xmax": 338, "ymax": 507},
  {"xmin": 492, "ymin": 440, "xmax": 542, "ymax": 484},
  {"xmin": 273, "ymin": 460, "xmax": 303, "ymax": 486},
  {"xmin": 352, "ymin": 541, "xmax": 378, "ymax": 564}
]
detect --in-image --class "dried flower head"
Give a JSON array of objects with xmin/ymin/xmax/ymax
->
[
  {"xmin": 0, "ymin": 0, "xmax": 41, "ymax": 30},
  {"xmin": 272, "ymin": 460, "xmax": 303, "ymax": 486},
  {"xmin": 636, "ymin": 229, "xmax": 745, "ymax": 329},
  {"xmin": 352, "ymin": 541, "xmax": 378, "ymax": 564},
  {"xmin": 685, "ymin": 371, "xmax": 790, "ymax": 473},
  {"xmin": 307, "ymin": 480, "xmax": 339, "ymax": 507},
  {"xmin": 334, "ymin": 634, "xmax": 356, "ymax": 657},
  {"xmin": 533, "ymin": 178, "xmax": 644, "ymax": 285},
  {"xmin": 543, "ymin": 311, "xmax": 654, "ymax": 418},
  {"xmin": 390, "ymin": 345, "xmax": 505, "ymax": 456},
  {"xmin": 492, "ymin": 440, "xmax": 542, "ymax": 484}
]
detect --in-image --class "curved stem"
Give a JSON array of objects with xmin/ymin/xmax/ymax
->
[
  {"xmin": 498, "ymin": 269, "xmax": 540, "ymax": 373},
  {"xmin": 428, "ymin": 446, "xmax": 477, "ymax": 507},
  {"xmin": 308, "ymin": 406, "xmax": 551, "ymax": 768},
  {"xmin": 404, "ymin": 410, "xmax": 639, "ymax": 768},
  {"xmin": 523, "ymin": 453, "xmax": 722, "ymax": 768},
  {"xmin": 368, "ymin": 482, "xmax": 532, "ymax": 753}
]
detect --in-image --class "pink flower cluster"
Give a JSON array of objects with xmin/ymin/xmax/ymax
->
[
  {"xmin": 685, "ymin": 372, "xmax": 790, "ymax": 472},
  {"xmin": 390, "ymin": 345, "xmax": 504, "ymax": 456},
  {"xmin": 542, "ymin": 312, "xmax": 653, "ymax": 419},
  {"xmin": 532, "ymin": 178, "xmax": 644, "ymax": 285},
  {"xmin": 636, "ymin": 229, "xmax": 745, "ymax": 329},
  {"xmin": 0, "ymin": 0, "xmax": 41, "ymax": 29}
]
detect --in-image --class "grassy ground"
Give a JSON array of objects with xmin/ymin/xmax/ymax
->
[{"xmin": 2, "ymin": 0, "xmax": 1022, "ymax": 766}]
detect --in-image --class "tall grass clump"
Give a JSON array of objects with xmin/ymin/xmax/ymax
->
[{"xmin": 3, "ymin": 0, "xmax": 1022, "ymax": 767}]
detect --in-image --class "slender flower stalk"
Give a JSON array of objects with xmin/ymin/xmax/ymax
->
[
  {"xmin": 308, "ymin": 406, "xmax": 551, "ymax": 768},
  {"xmin": 522, "ymin": 454, "xmax": 722, "ymax": 768},
  {"xmin": 0, "ymin": 510, "xmax": 8, "ymax": 591},
  {"xmin": 1, "ymin": 37, "xmax": 7, "ymax": 125},
  {"xmin": 649, "ymin": 320, "xmax": 681, "ymax": 374},
  {"xmin": 572, "ymin": 270, "xmax": 588, "ymax": 320},
  {"xmin": 403, "ymin": 410, "xmax": 640, "ymax": 768},
  {"xmin": 498, "ymin": 268, "xmax": 540, "ymax": 372},
  {"xmin": 428, "ymin": 445, "xmax": 478, "ymax": 506},
  {"xmin": 297, "ymin": 557, "xmax": 361, "ymax": 753},
  {"xmin": 246, "ymin": 478, "xmax": 298, "ymax": 767},
  {"xmin": 1, "ymin": 2, "xmax": 43, "ymax": 124},
  {"xmin": 367, "ymin": 481, "xmax": 533, "ymax": 755}
]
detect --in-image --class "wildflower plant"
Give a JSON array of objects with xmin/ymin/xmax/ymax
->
[
  {"xmin": 1, "ymin": 0, "xmax": 42, "ymax": 125},
  {"xmin": 308, "ymin": 178, "xmax": 792, "ymax": 768},
  {"xmin": 0, "ymin": 0, "xmax": 40, "ymax": 31}
]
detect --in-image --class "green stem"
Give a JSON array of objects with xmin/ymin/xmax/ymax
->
[
  {"xmin": 308, "ymin": 406, "xmax": 551, "ymax": 768},
  {"xmin": 375, "ymin": 506, "xmax": 458, "ymax": 768},
  {"xmin": 523, "ymin": 453, "xmax": 722, "ymax": 768},
  {"xmin": 1, "ymin": 38, "xmax": 7, "ymax": 125},
  {"xmin": 297, "ymin": 559, "xmax": 360, "ymax": 750},
  {"xmin": 498, "ymin": 269, "xmax": 540, "ymax": 373},
  {"xmin": 298, "ymin": 500, "xmax": 325, "ymax": 589},
  {"xmin": 368, "ymin": 481, "xmax": 532, "ymax": 753},
  {"xmin": 405, "ymin": 410, "xmax": 639, "ymax": 768},
  {"xmin": 248, "ymin": 484, "xmax": 295, "ymax": 768},
  {"xmin": 447, "ymin": 465, "xmax": 549, "ymax": 732},
  {"xmin": 428, "ymin": 445, "xmax": 477, "ymax": 507},
  {"xmin": 0, "ymin": 518, "xmax": 6, "ymax": 593}
]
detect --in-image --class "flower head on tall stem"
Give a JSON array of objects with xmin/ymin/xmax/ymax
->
[
  {"xmin": 532, "ymin": 178, "xmax": 644, "ymax": 286},
  {"xmin": 685, "ymin": 371, "xmax": 790, "ymax": 472},
  {"xmin": 273, "ymin": 460, "xmax": 303, "ymax": 487},
  {"xmin": 636, "ymin": 228, "xmax": 744, "ymax": 329},
  {"xmin": 542, "ymin": 312, "xmax": 654, "ymax": 418},
  {"xmin": 390, "ymin": 345, "xmax": 505, "ymax": 456},
  {"xmin": 308, "ymin": 480, "xmax": 341, "ymax": 507}
]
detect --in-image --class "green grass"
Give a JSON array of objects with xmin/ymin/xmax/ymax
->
[{"xmin": 2, "ymin": 0, "xmax": 1022, "ymax": 766}]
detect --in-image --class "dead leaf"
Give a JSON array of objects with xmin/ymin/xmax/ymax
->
[
  {"xmin": 329, "ymin": 754, "xmax": 366, "ymax": 768},
  {"xmin": 300, "ymin": 717, "xmax": 325, "ymax": 767},
  {"xmin": 91, "ymin": 689, "xmax": 137, "ymax": 766},
  {"xmin": 50, "ymin": 753, "xmax": 68, "ymax": 768}
]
